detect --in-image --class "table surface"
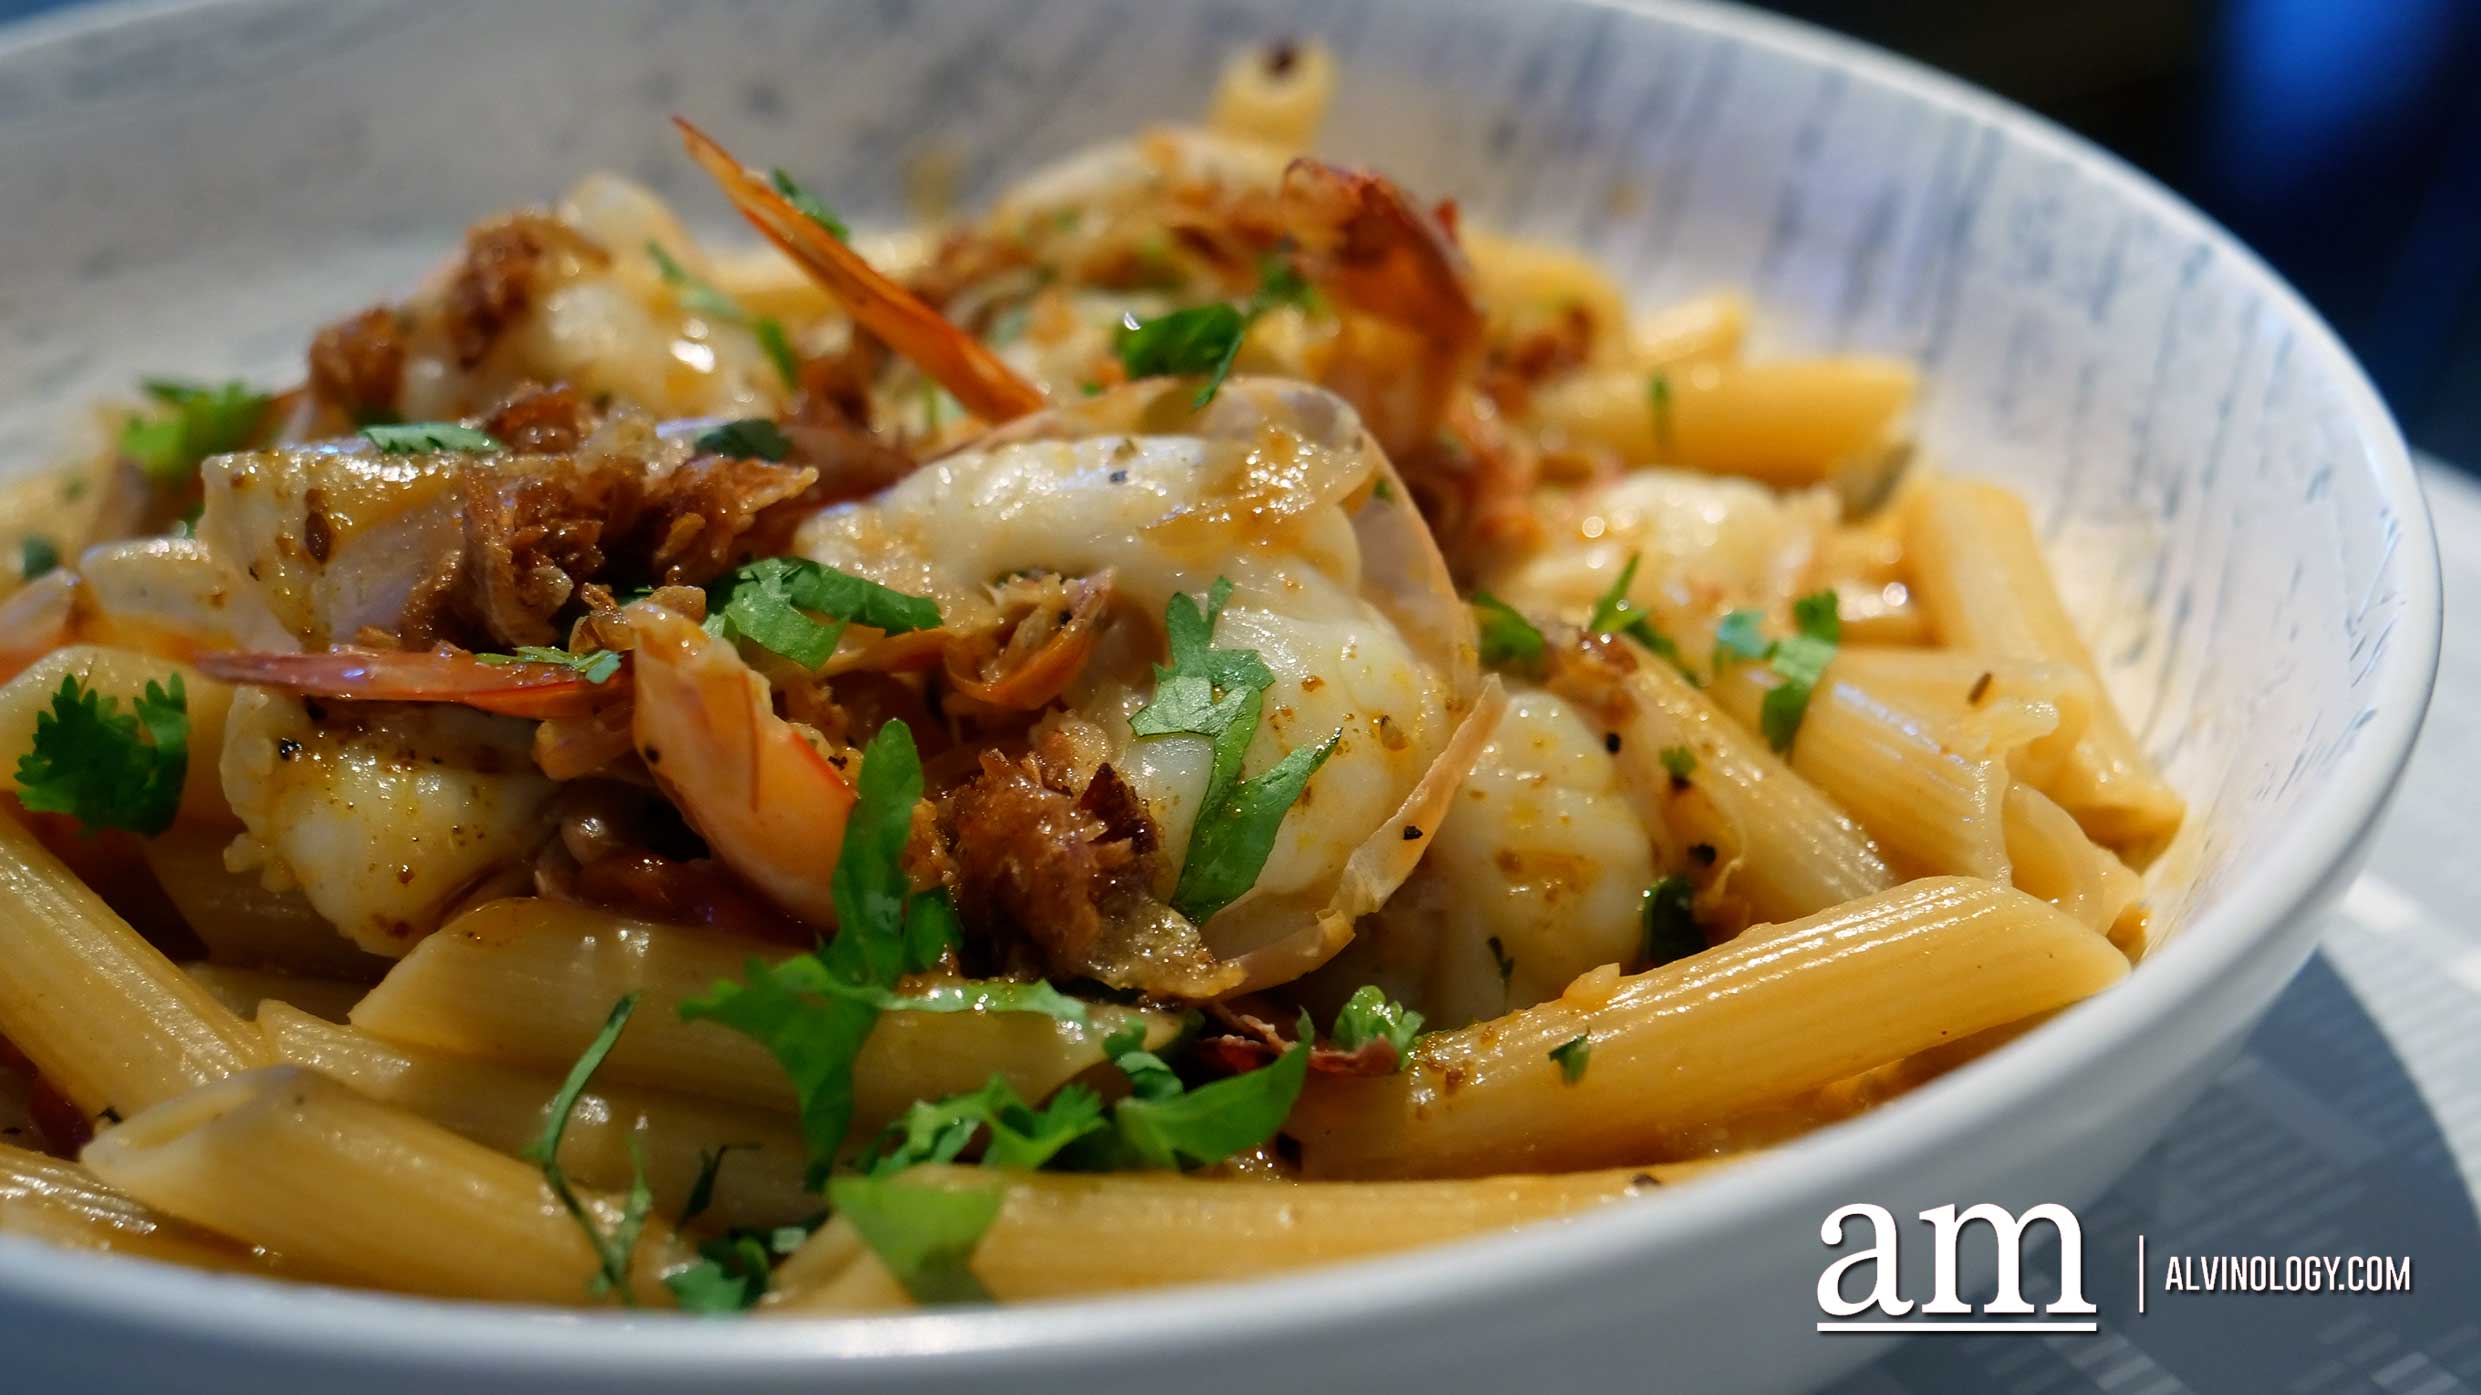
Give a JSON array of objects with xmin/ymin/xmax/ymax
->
[{"xmin": 1830, "ymin": 461, "xmax": 2481, "ymax": 1395}]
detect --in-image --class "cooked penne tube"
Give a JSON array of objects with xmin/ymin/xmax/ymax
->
[
  {"xmin": 1547, "ymin": 643, "xmax": 1893, "ymax": 930},
  {"xmin": 82, "ymin": 1066, "xmax": 690, "ymax": 1303},
  {"xmin": 1289, "ymin": 877, "xmax": 2128, "ymax": 1178},
  {"xmin": 2003, "ymin": 785, "xmax": 2144, "ymax": 952},
  {"xmin": 0, "ymin": 646, "xmax": 235, "ymax": 829},
  {"xmin": 1707, "ymin": 661, "xmax": 2009, "ymax": 881},
  {"xmin": 1635, "ymin": 290, "xmax": 1749, "ymax": 367},
  {"xmin": 258, "ymin": 1002, "xmax": 817, "ymax": 1232},
  {"xmin": 0, "ymin": 809, "xmax": 270, "ymax": 1119},
  {"xmin": 1207, "ymin": 38, "xmax": 1337, "ymax": 150},
  {"xmin": 767, "ymin": 1161, "xmax": 1732, "ymax": 1311},
  {"xmin": 1898, "ymin": 480, "xmax": 2184, "ymax": 858},
  {"xmin": 0, "ymin": 1140, "xmax": 271, "ymax": 1273},
  {"xmin": 180, "ymin": 965, "xmax": 367, "ymax": 1024},
  {"xmin": 1527, "ymin": 358, "xmax": 1915, "ymax": 484},
  {"xmin": 141, "ymin": 828, "xmax": 390, "ymax": 981},
  {"xmin": 349, "ymin": 898, "xmax": 1178, "ymax": 1128},
  {"xmin": 1467, "ymin": 230, "xmax": 1633, "ymax": 366},
  {"xmin": 1827, "ymin": 646, "xmax": 2096, "ymax": 790}
]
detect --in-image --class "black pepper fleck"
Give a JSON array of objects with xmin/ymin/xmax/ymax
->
[
  {"xmin": 1688, "ymin": 842, "xmax": 1717, "ymax": 867},
  {"xmin": 1603, "ymin": 731, "xmax": 1622, "ymax": 754},
  {"xmin": 1402, "ymin": 824, "xmax": 1423, "ymax": 840}
]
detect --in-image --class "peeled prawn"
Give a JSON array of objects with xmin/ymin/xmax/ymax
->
[{"xmin": 625, "ymin": 603, "xmax": 855, "ymax": 930}]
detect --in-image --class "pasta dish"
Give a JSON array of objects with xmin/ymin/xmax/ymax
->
[{"xmin": 0, "ymin": 43, "xmax": 2180, "ymax": 1311}]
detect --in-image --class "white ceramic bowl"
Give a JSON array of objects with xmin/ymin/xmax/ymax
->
[{"xmin": 0, "ymin": 1, "xmax": 2441, "ymax": 1392}]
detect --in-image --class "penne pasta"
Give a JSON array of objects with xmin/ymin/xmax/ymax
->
[
  {"xmin": 258, "ymin": 1002, "xmax": 818, "ymax": 1232},
  {"xmin": 1898, "ymin": 480, "xmax": 2184, "ymax": 859},
  {"xmin": 2002, "ymin": 784, "xmax": 2145, "ymax": 953},
  {"xmin": 1827, "ymin": 646, "xmax": 2097, "ymax": 791},
  {"xmin": 1207, "ymin": 39, "xmax": 1338, "ymax": 151},
  {"xmin": 1288, "ymin": 877, "xmax": 2128, "ymax": 1178},
  {"xmin": 767, "ymin": 1161, "xmax": 1734, "ymax": 1312},
  {"xmin": 81, "ymin": 1066, "xmax": 690, "ymax": 1303},
  {"xmin": 1634, "ymin": 290, "xmax": 1749, "ymax": 368},
  {"xmin": 1466, "ymin": 230, "xmax": 1634, "ymax": 367},
  {"xmin": 1526, "ymin": 358, "xmax": 1916, "ymax": 484},
  {"xmin": 1707, "ymin": 660, "xmax": 2010, "ymax": 881},
  {"xmin": 348, "ymin": 898, "xmax": 1178, "ymax": 1130},
  {"xmin": 1547, "ymin": 643, "xmax": 1894, "ymax": 931},
  {"xmin": 0, "ymin": 1139, "xmax": 272, "ymax": 1273},
  {"xmin": 180, "ymin": 965, "xmax": 368, "ymax": 1024},
  {"xmin": 0, "ymin": 808, "xmax": 270, "ymax": 1119}
]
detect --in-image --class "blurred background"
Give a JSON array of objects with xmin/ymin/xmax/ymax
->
[
  {"xmin": 4, "ymin": 0, "xmax": 2478, "ymax": 468},
  {"xmin": 1761, "ymin": 0, "xmax": 2481, "ymax": 471}
]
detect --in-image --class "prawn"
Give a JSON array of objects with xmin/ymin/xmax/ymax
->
[{"xmin": 191, "ymin": 646, "xmax": 628, "ymax": 721}]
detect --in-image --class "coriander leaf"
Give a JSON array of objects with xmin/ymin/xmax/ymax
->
[
  {"xmin": 816, "ymin": 976, "xmax": 1089, "ymax": 1025},
  {"xmin": 696, "ymin": 417, "xmax": 792, "ymax": 461},
  {"xmin": 1641, "ymin": 875, "xmax": 1702, "ymax": 966},
  {"xmin": 475, "ymin": 646, "xmax": 623, "ymax": 683},
  {"xmin": 14, "ymin": 673, "xmax": 188, "ymax": 836},
  {"xmin": 1587, "ymin": 553, "xmax": 1695, "ymax": 680},
  {"xmin": 770, "ymin": 168, "xmax": 851, "ymax": 242},
  {"xmin": 826, "ymin": 1173, "xmax": 1002, "ymax": 1305},
  {"xmin": 1471, "ymin": 590, "xmax": 1546, "ymax": 675},
  {"xmin": 827, "ymin": 720, "xmax": 936, "ymax": 985},
  {"xmin": 1169, "ymin": 724, "xmax": 1338, "ymax": 926},
  {"xmin": 1331, "ymin": 985, "xmax": 1423, "ymax": 1065},
  {"xmin": 710, "ymin": 557, "xmax": 941, "ymax": 670},
  {"xmin": 1128, "ymin": 581, "xmax": 1270, "ymax": 739},
  {"xmin": 1250, "ymin": 253, "xmax": 1320, "ymax": 315},
  {"xmin": 1648, "ymin": 372, "xmax": 1674, "ymax": 455},
  {"xmin": 1712, "ymin": 609, "xmax": 1769, "ymax": 666},
  {"xmin": 20, "ymin": 536, "xmax": 58, "ymax": 580},
  {"xmin": 862, "ymin": 1076, "xmax": 1108, "ymax": 1176},
  {"xmin": 522, "ymin": 993, "xmax": 650, "ymax": 1304},
  {"xmin": 1116, "ymin": 303, "xmax": 1250, "ymax": 408},
  {"xmin": 121, "ymin": 379, "xmax": 270, "ymax": 484},
  {"xmin": 681, "ymin": 960, "xmax": 873, "ymax": 1185},
  {"xmin": 1658, "ymin": 745, "xmax": 1697, "ymax": 781},
  {"xmin": 1549, "ymin": 1033, "xmax": 1591, "ymax": 1084},
  {"xmin": 362, "ymin": 421, "xmax": 502, "ymax": 454},
  {"xmin": 648, "ymin": 241, "xmax": 748, "ymax": 324},
  {"xmin": 664, "ymin": 1255, "xmax": 762, "ymax": 1314},
  {"xmin": 1757, "ymin": 591, "xmax": 1840, "ymax": 752},
  {"xmin": 1112, "ymin": 1015, "xmax": 1311, "ymax": 1170}
]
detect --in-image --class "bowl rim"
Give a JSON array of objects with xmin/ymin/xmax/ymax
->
[{"xmin": 0, "ymin": 0, "xmax": 2445, "ymax": 1380}]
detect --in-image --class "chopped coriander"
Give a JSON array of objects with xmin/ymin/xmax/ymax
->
[
  {"xmin": 1641, "ymin": 875, "xmax": 1702, "ymax": 966},
  {"xmin": 1549, "ymin": 1033, "xmax": 1591, "ymax": 1084},
  {"xmin": 523, "ymin": 993, "xmax": 652, "ymax": 1303},
  {"xmin": 648, "ymin": 241, "xmax": 799, "ymax": 388},
  {"xmin": 362, "ymin": 421, "xmax": 502, "ymax": 454},
  {"xmin": 1371, "ymin": 477, "xmax": 1395, "ymax": 501},
  {"xmin": 1647, "ymin": 372, "xmax": 1674, "ymax": 455},
  {"xmin": 1116, "ymin": 303, "xmax": 1250, "ymax": 409},
  {"xmin": 1129, "ymin": 581, "xmax": 1338, "ymax": 925},
  {"xmin": 1251, "ymin": 252, "xmax": 1320, "ymax": 314},
  {"xmin": 1108, "ymin": 1014, "xmax": 1312, "ymax": 1170},
  {"xmin": 681, "ymin": 721, "xmax": 967, "ymax": 1181},
  {"xmin": 14, "ymin": 674, "xmax": 187, "ymax": 836},
  {"xmin": 665, "ymin": 1222, "xmax": 816, "ymax": 1314},
  {"xmin": 120, "ymin": 379, "xmax": 270, "ymax": 484},
  {"xmin": 694, "ymin": 418, "xmax": 793, "ymax": 461},
  {"xmin": 1587, "ymin": 554, "xmax": 1695, "ymax": 680},
  {"xmin": 861, "ymin": 1076, "xmax": 1109, "ymax": 1176},
  {"xmin": 1712, "ymin": 609, "xmax": 1769, "ymax": 666},
  {"xmin": 826, "ymin": 1173, "xmax": 1002, "ymax": 1304},
  {"xmin": 1714, "ymin": 591, "xmax": 1840, "ymax": 751},
  {"xmin": 1472, "ymin": 591, "xmax": 1546, "ymax": 675},
  {"xmin": 20, "ymin": 536, "xmax": 58, "ymax": 580},
  {"xmin": 1331, "ymin": 986, "xmax": 1424, "ymax": 1066},
  {"xmin": 475, "ymin": 646, "xmax": 623, "ymax": 684},
  {"xmin": 708, "ymin": 556, "xmax": 941, "ymax": 670},
  {"xmin": 1658, "ymin": 745, "xmax": 1697, "ymax": 781},
  {"xmin": 816, "ymin": 976, "xmax": 1089, "ymax": 1025},
  {"xmin": 769, "ymin": 167, "xmax": 851, "ymax": 242},
  {"xmin": 678, "ymin": 1143, "xmax": 747, "ymax": 1227}
]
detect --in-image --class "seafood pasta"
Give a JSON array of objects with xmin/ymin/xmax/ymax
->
[{"xmin": 0, "ymin": 42, "xmax": 2177, "ymax": 1310}]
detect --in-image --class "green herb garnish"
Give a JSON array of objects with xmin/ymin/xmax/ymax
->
[
  {"xmin": 707, "ymin": 557, "xmax": 941, "ymax": 671},
  {"xmin": 694, "ymin": 418, "xmax": 793, "ymax": 461},
  {"xmin": 362, "ymin": 421, "xmax": 502, "ymax": 454},
  {"xmin": 1549, "ymin": 1033, "xmax": 1591, "ymax": 1084},
  {"xmin": 120, "ymin": 379, "xmax": 270, "ymax": 484},
  {"xmin": 1472, "ymin": 591, "xmax": 1546, "ymax": 675},
  {"xmin": 1331, "ymin": 986, "xmax": 1424, "ymax": 1066},
  {"xmin": 1641, "ymin": 875, "xmax": 1702, "ymax": 966},
  {"xmin": 1713, "ymin": 592, "xmax": 1840, "ymax": 751},
  {"xmin": 1648, "ymin": 372, "xmax": 1674, "ymax": 455},
  {"xmin": 1587, "ymin": 554, "xmax": 1694, "ymax": 681},
  {"xmin": 20, "ymin": 536, "xmax": 58, "ymax": 581},
  {"xmin": 826, "ymin": 1173, "xmax": 1003, "ymax": 1304},
  {"xmin": 14, "ymin": 674, "xmax": 187, "ymax": 836},
  {"xmin": 1658, "ymin": 745, "xmax": 1697, "ymax": 781},
  {"xmin": 475, "ymin": 646, "xmax": 623, "ymax": 683},
  {"xmin": 523, "ymin": 993, "xmax": 653, "ymax": 1304},
  {"xmin": 770, "ymin": 168, "xmax": 851, "ymax": 242},
  {"xmin": 649, "ymin": 242, "xmax": 799, "ymax": 390}
]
